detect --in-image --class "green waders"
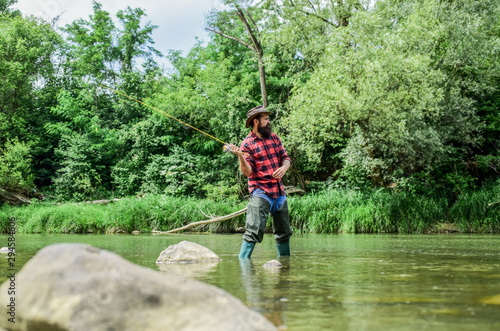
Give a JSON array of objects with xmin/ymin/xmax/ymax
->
[{"xmin": 239, "ymin": 192, "xmax": 292, "ymax": 259}]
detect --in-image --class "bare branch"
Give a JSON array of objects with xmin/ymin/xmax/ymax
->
[
  {"xmin": 307, "ymin": 0, "xmax": 318, "ymax": 14},
  {"xmin": 488, "ymin": 201, "xmax": 500, "ymax": 208},
  {"xmin": 289, "ymin": 0, "xmax": 337, "ymax": 27},
  {"xmin": 304, "ymin": 10, "xmax": 337, "ymax": 27},
  {"xmin": 152, "ymin": 207, "xmax": 248, "ymax": 234},
  {"xmin": 244, "ymin": 8, "xmax": 261, "ymax": 39},
  {"xmin": 235, "ymin": 8, "xmax": 262, "ymax": 55},
  {"xmin": 204, "ymin": 27, "xmax": 255, "ymax": 52}
]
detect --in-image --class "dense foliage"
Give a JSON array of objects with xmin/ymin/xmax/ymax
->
[{"xmin": 1, "ymin": 0, "xmax": 499, "ymax": 210}]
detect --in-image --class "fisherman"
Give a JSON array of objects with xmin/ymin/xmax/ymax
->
[{"xmin": 228, "ymin": 105, "xmax": 292, "ymax": 259}]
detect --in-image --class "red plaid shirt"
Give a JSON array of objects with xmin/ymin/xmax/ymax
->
[{"xmin": 240, "ymin": 132, "xmax": 291, "ymax": 198}]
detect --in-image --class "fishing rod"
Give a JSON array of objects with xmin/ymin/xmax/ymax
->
[{"xmin": 98, "ymin": 84, "xmax": 248, "ymax": 156}]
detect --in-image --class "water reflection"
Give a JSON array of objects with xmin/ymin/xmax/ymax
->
[
  {"xmin": 157, "ymin": 261, "xmax": 219, "ymax": 278},
  {"xmin": 240, "ymin": 258, "xmax": 290, "ymax": 330}
]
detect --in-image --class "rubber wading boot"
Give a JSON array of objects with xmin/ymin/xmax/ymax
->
[
  {"xmin": 276, "ymin": 242, "xmax": 290, "ymax": 257},
  {"xmin": 239, "ymin": 241, "xmax": 255, "ymax": 260}
]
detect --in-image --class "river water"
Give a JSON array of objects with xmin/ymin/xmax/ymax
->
[{"xmin": 1, "ymin": 233, "xmax": 499, "ymax": 330}]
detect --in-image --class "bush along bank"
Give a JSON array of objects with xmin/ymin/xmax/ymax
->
[
  {"xmin": 1, "ymin": 184, "xmax": 499, "ymax": 234},
  {"xmin": 289, "ymin": 183, "xmax": 500, "ymax": 234}
]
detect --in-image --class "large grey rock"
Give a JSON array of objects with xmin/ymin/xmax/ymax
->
[
  {"xmin": 156, "ymin": 240, "xmax": 221, "ymax": 264},
  {"xmin": 0, "ymin": 243, "xmax": 276, "ymax": 331}
]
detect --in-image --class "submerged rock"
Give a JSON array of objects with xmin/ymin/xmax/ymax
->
[
  {"xmin": 156, "ymin": 240, "xmax": 221, "ymax": 264},
  {"xmin": 0, "ymin": 243, "xmax": 276, "ymax": 331},
  {"xmin": 263, "ymin": 260, "xmax": 282, "ymax": 268},
  {"xmin": 157, "ymin": 261, "xmax": 219, "ymax": 278}
]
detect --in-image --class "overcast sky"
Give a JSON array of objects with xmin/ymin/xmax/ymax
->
[{"xmin": 14, "ymin": 0, "xmax": 223, "ymax": 69}]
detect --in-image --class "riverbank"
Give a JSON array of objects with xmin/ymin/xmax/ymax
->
[{"xmin": 1, "ymin": 185, "xmax": 499, "ymax": 234}]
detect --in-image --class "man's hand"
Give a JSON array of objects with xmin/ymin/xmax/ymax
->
[
  {"xmin": 272, "ymin": 160, "xmax": 290, "ymax": 180},
  {"xmin": 272, "ymin": 167, "xmax": 286, "ymax": 180},
  {"xmin": 228, "ymin": 144, "xmax": 243, "ymax": 156}
]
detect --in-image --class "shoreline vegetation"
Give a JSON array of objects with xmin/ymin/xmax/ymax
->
[{"xmin": 2, "ymin": 183, "xmax": 499, "ymax": 235}]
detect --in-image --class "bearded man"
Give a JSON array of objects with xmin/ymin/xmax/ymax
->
[{"xmin": 229, "ymin": 105, "xmax": 292, "ymax": 259}]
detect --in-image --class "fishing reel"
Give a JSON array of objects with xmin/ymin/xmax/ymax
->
[
  {"xmin": 224, "ymin": 143, "xmax": 250, "ymax": 157},
  {"xmin": 223, "ymin": 143, "xmax": 236, "ymax": 153}
]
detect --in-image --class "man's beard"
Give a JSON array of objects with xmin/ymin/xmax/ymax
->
[{"xmin": 258, "ymin": 123, "xmax": 272, "ymax": 139}]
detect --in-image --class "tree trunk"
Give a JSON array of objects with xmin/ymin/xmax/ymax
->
[
  {"xmin": 235, "ymin": 8, "xmax": 268, "ymax": 108},
  {"xmin": 152, "ymin": 207, "xmax": 248, "ymax": 234},
  {"xmin": 0, "ymin": 186, "xmax": 42, "ymax": 206},
  {"xmin": 206, "ymin": 8, "xmax": 269, "ymax": 107},
  {"xmin": 257, "ymin": 55, "xmax": 268, "ymax": 107}
]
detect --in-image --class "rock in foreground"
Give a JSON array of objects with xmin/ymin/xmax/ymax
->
[
  {"xmin": 0, "ymin": 243, "xmax": 276, "ymax": 331},
  {"xmin": 156, "ymin": 240, "xmax": 221, "ymax": 264}
]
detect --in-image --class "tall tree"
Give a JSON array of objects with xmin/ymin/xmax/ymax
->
[
  {"xmin": 0, "ymin": 9, "xmax": 63, "ymax": 190},
  {"xmin": 48, "ymin": 1, "xmax": 162, "ymax": 200},
  {"xmin": 205, "ymin": 1, "xmax": 269, "ymax": 107},
  {"xmin": 284, "ymin": 0, "xmax": 500, "ymax": 188},
  {"xmin": 0, "ymin": 14, "xmax": 61, "ymax": 145},
  {"xmin": 116, "ymin": 6, "xmax": 161, "ymax": 74},
  {"xmin": 61, "ymin": 1, "xmax": 117, "ymax": 82}
]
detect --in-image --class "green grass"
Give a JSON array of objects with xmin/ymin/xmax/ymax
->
[
  {"xmin": 1, "ymin": 183, "xmax": 499, "ymax": 234},
  {"xmin": 0, "ymin": 195, "xmax": 247, "ymax": 234},
  {"xmin": 449, "ymin": 182, "xmax": 500, "ymax": 233},
  {"xmin": 288, "ymin": 189, "xmax": 448, "ymax": 234}
]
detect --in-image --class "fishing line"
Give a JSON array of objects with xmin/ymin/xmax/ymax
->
[{"xmin": 98, "ymin": 84, "xmax": 247, "ymax": 156}]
